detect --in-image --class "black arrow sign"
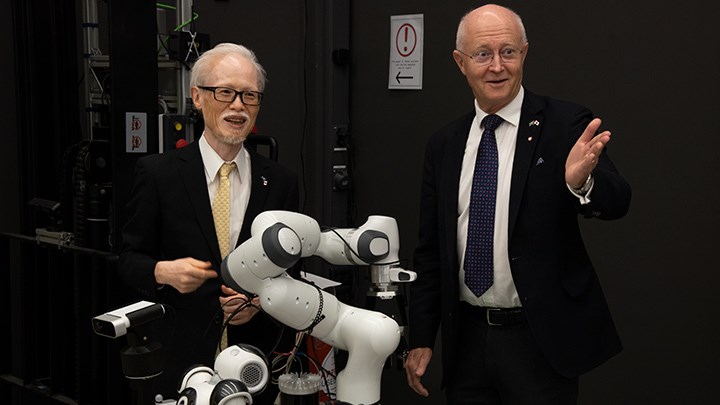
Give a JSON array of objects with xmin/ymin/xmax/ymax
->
[{"xmin": 395, "ymin": 71, "xmax": 414, "ymax": 83}]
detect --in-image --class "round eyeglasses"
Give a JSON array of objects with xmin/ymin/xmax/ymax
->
[
  {"xmin": 456, "ymin": 47, "xmax": 524, "ymax": 66},
  {"xmin": 198, "ymin": 86, "xmax": 264, "ymax": 106}
]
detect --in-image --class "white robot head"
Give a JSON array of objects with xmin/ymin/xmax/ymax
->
[
  {"xmin": 213, "ymin": 344, "xmax": 269, "ymax": 395},
  {"xmin": 177, "ymin": 366, "xmax": 254, "ymax": 405}
]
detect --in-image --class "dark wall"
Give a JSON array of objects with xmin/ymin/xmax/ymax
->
[{"xmin": 0, "ymin": 0, "xmax": 19, "ymax": 233}]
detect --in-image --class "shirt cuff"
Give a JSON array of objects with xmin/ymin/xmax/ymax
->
[{"xmin": 567, "ymin": 174, "xmax": 594, "ymax": 205}]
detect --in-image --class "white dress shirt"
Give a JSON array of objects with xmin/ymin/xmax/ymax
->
[
  {"xmin": 199, "ymin": 135, "xmax": 252, "ymax": 250},
  {"xmin": 457, "ymin": 88, "xmax": 524, "ymax": 308}
]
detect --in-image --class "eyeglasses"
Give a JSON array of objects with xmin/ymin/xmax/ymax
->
[
  {"xmin": 198, "ymin": 86, "xmax": 264, "ymax": 106},
  {"xmin": 456, "ymin": 47, "xmax": 524, "ymax": 66}
]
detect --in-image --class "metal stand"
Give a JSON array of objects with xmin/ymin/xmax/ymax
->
[{"xmin": 121, "ymin": 331, "xmax": 165, "ymax": 405}]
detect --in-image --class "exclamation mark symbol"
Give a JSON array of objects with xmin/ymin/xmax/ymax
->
[{"xmin": 404, "ymin": 26, "xmax": 408, "ymax": 52}]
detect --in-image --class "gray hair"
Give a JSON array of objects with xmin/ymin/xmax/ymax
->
[
  {"xmin": 189, "ymin": 43, "xmax": 267, "ymax": 91},
  {"xmin": 455, "ymin": 6, "xmax": 528, "ymax": 49}
]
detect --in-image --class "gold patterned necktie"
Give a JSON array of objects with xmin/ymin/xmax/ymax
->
[
  {"xmin": 213, "ymin": 162, "xmax": 235, "ymax": 352},
  {"xmin": 213, "ymin": 162, "xmax": 236, "ymax": 259}
]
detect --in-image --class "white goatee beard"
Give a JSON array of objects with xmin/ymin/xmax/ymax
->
[{"xmin": 216, "ymin": 133, "xmax": 246, "ymax": 146}]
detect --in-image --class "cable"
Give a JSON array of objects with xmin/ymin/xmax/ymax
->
[
  {"xmin": 155, "ymin": 3, "xmax": 200, "ymax": 32},
  {"xmin": 284, "ymin": 332, "xmax": 306, "ymax": 373},
  {"xmin": 307, "ymin": 337, "xmax": 337, "ymax": 399},
  {"xmin": 204, "ymin": 295, "xmax": 250, "ymax": 347},
  {"xmin": 320, "ymin": 226, "xmax": 401, "ymax": 266},
  {"xmin": 158, "ymin": 96, "xmax": 169, "ymax": 114},
  {"xmin": 268, "ymin": 331, "xmax": 310, "ymax": 387},
  {"xmin": 213, "ymin": 293, "xmax": 294, "ymax": 368},
  {"xmin": 270, "ymin": 332, "xmax": 307, "ymax": 377},
  {"xmin": 155, "ymin": 3, "xmax": 199, "ymax": 67},
  {"xmin": 215, "ymin": 296, "xmax": 256, "ymax": 353}
]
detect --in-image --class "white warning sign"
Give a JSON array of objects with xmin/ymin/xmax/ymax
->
[{"xmin": 388, "ymin": 14, "xmax": 424, "ymax": 90}]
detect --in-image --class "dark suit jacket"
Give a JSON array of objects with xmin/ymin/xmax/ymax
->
[
  {"xmin": 408, "ymin": 89, "xmax": 631, "ymax": 381},
  {"xmin": 118, "ymin": 140, "xmax": 299, "ymax": 400}
]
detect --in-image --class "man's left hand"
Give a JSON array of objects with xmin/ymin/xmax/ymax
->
[
  {"xmin": 565, "ymin": 118, "xmax": 611, "ymax": 188},
  {"xmin": 219, "ymin": 285, "xmax": 260, "ymax": 325}
]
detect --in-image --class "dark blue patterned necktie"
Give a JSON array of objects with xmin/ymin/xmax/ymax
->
[{"xmin": 464, "ymin": 114, "xmax": 503, "ymax": 296}]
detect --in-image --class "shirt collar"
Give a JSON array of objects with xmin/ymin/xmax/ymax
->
[
  {"xmin": 199, "ymin": 133, "xmax": 247, "ymax": 183},
  {"xmin": 474, "ymin": 86, "xmax": 524, "ymax": 129}
]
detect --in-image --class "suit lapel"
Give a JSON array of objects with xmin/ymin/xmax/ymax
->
[
  {"xmin": 509, "ymin": 91, "xmax": 544, "ymax": 240},
  {"xmin": 177, "ymin": 142, "xmax": 222, "ymax": 261},
  {"xmin": 443, "ymin": 112, "xmax": 475, "ymax": 273},
  {"xmin": 238, "ymin": 147, "xmax": 270, "ymax": 245}
]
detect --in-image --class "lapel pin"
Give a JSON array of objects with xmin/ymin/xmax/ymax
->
[
  {"xmin": 261, "ymin": 176, "xmax": 268, "ymax": 186},
  {"xmin": 529, "ymin": 120, "xmax": 540, "ymax": 127},
  {"xmin": 536, "ymin": 157, "xmax": 545, "ymax": 166}
]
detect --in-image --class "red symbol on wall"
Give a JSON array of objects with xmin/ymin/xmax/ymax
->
[
  {"xmin": 131, "ymin": 135, "xmax": 143, "ymax": 150},
  {"xmin": 131, "ymin": 115, "xmax": 142, "ymax": 131},
  {"xmin": 396, "ymin": 23, "xmax": 417, "ymax": 57}
]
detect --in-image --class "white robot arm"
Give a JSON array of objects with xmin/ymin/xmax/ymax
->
[{"xmin": 220, "ymin": 210, "xmax": 413, "ymax": 405}]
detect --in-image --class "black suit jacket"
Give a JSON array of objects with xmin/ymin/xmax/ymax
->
[
  {"xmin": 408, "ymin": 89, "xmax": 631, "ymax": 380},
  {"xmin": 118, "ymin": 140, "xmax": 299, "ymax": 399}
]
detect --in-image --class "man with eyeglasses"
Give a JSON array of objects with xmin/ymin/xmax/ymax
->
[
  {"xmin": 119, "ymin": 43, "xmax": 299, "ymax": 403},
  {"xmin": 405, "ymin": 4, "xmax": 631, "ymax": 404}
]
